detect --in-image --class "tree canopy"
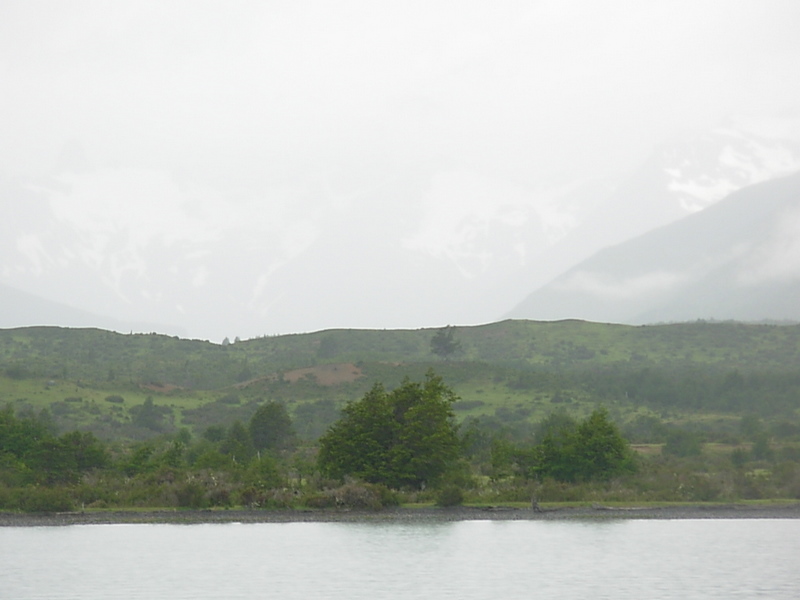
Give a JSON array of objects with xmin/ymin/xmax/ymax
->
[
  {"xmin": 317, "ymin": 371, "xmax": 460, "ymax": 489},
  {"xmin": 249, "ymin": 401, "xmax": 294, "ymax": 451},
  {"xmin": 0, "ymin": 405, "xmax": 108, "ymax": 486},
  {"xmin": 430, "ymin": 326, "xmax": 462, "ymax": 360},
  {"xmin": 511, "ymin": 408, "xmax": 637, "ymax": 482}
]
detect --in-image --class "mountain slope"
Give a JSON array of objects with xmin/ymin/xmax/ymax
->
[
  {"xmin": 2, "ymin": 116, "xmax": 798, "ymax": 339},
  {"xmin": 0, "ymin": 166, "xmax": 611, "ymax": 339},
  {"xmin": 506, "ymin": 172, "xmax": 800, "ymax": 324},
  {"xmin": 501, "ymin": 114, "xmax": 800, "ymax": 305},
  {"xmin": 0, "ymin": 282, "xmax": 184, "ymax": 335}
]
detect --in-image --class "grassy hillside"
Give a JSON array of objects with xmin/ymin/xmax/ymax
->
[
  {"xmin": 3, "ymin": 320, "xmax": 800, "ymax": 511},
  {"xmin": 3, "ymin": 319, "xmax": 799, "ymax": 382},
  {"xmin": 1, "ymin": 320, "xmax": 799, "ymax": 442}
]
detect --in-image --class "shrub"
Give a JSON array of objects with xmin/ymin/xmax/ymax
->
[
  {"xmin": 303, "ymin": 481, "xmax": 397, "ymax": 510},
  {"xmin": 453, "ymin": 400, "xmax": 485, "ymax": 411},
  {"xmin": 237, "ymin": 486, "xmax": 296, "ymax": 509},
  {"xmin": 5, "ymin": 365, "xmax": 29, "ymax": 380},
  {"xmin": 207, "ymin": 487, "xmax": 232, "ymax": 507},
  {"xmin": 176, "ymin": 481, "xmax": 208, "ymax": 508},
  {"xmin": 372, "ymin": 483, "xmax": 400, "ymax": 507},
  {"xmin": 435, "ymin": 485, "xmax": 464, "ymax": 507},
  {"xmin": 0, "ymin": 486, "xmax": 14, "ymax": 509},
  {"xmin": 17, "ymin": 487, "xmax": 75, "ymax": 512}
]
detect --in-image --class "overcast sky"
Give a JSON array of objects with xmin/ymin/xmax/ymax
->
[
  {"xmin": 4, "ymin": 1, "xmax": 800, "ymax": 182},
  {"xmin": 2, "ymin": 1, "xmax": 800, "ymax": 338}
]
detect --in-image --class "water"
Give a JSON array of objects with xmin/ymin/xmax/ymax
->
[{"xmin": 1, "ymin": 519, "xmax": 798, "ymax": 599}]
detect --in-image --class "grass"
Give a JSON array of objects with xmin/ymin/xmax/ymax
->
[
  {"xmin": 392, "ymin": 499, "xmax": 800, "ymax": 511},
  {"xmin": 2, "ymin": 320, "xmax": 799, "ymax": 444}
]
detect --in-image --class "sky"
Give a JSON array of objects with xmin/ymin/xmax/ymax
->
[{"xmin": 2, "ymin": 1, "xmax": 800, "ymax": 339}]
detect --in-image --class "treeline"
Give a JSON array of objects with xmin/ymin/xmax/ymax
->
[
  {"xmin": 579, "ymin": 365, "xmax": 800, "ymax": 415},
  {"xmin": 0, "ymin": 400, "xmax": 298, "ymax": 512},
  {"xmin": 0, "ymin": 406, "xmax": 109, "ymax": 511},
  {"xmin": 3, "ymin": 372, "xmax": 800, "ymax": 513},
  {"xmin": 499, "ymin": 363, "xmax": 800, "ymax": 419},
  {"xmin": 17, "ymin": 360, "xmax": 800, "ymax": 448}
]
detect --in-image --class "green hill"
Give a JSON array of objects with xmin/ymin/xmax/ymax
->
[{"xmin": 1, "ymin": 320, "xmax": 799, "ymax": 442}]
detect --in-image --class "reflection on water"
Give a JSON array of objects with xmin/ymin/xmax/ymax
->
[{"xmin": 1, "ymin": 519, "xmax": 799, "ymax": 599}]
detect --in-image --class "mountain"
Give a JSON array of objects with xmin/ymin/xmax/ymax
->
[
  {"xmin": 500, "ymin": 114, "xmax": 800, "ymax": 304},
  {"xmin": 0, "ymin": 282, "xmax": 185, "ymax": 336},
  {"xmin": 0, "ymin": 163, "xmax": 611, "ymax": 340},
  {"xmin": 2, "ymin": 115, "xmax": 798, "ymax": 340},
  {"xmin": 506, "ymin": 171, "xmax": 800, "ymax": 324}
]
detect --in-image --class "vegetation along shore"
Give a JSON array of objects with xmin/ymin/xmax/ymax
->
[
  {"xmin": 2, "ymin": 321, "xmax": 800, "ymax": 515},
  {"xmin": 3, "ymin": 503, "xmax": 800, "ymax": 527}
]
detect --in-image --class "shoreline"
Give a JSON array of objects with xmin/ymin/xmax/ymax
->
[{"xmin": 2, "ymin": 502, "xmax": 800, "ymax": 526}]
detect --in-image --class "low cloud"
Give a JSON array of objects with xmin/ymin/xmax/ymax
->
[
  {"xmin": 554, "ymin": 270, "xmax": 686, "ymax": 300},
  {"xmin": 738, "ymin": 207, "xmax": 800, "ymax": 285}
]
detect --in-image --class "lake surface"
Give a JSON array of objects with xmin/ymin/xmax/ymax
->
[{"xmin": 2, "ymin": 519, "xmax": 798, "ymax": 599}]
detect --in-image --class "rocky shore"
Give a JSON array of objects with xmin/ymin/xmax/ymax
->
[{"xmin": 2, "ymin": 502, "xmax": 800, "ymax": 527}]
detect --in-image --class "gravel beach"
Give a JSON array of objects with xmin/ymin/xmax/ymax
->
[{"xmin": 2, "ymin": 503, "xmax": 799, "ymax": 527}]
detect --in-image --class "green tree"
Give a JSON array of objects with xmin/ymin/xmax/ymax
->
[
  {"xmin": 570, "ymin": 408, "xmax": 636, "ymax": 481},
  {"xmin": 131, "ymin": 397, "xmax": 169, "ymax": 431},
  {"xmin": 202, "ymin": 425, "xmax": 226, "ymax": 443},
  {"xmin": 318, "ymin": 384, "xmax": 395, "ymax": 484},
  {"xmin": 220, "ymin": 421, "xmax": 255, "ymax": 464},
  {"xmin": 243, "ymin": 453, "xmax": 283, "ymax": 489},
  {"xmin": 160, "ymin": 440, "xmax": 186, "ymax": 469},
  {"xmin": 0, "ymin": 405, "xmax": 49, "ymax": 459},
  {"xmin": 0, "ymin": 407, "xmax": 108, "ymax": 485},
  {"xmin": 430, "ymin": 326, "xmax": 462, "ymax": 360},
  {"xmin": 318, "ymin": 371, "xmax": 461, "ymax": 489},
  {"xmin": 249, "ymin": 401, "xmax": 294, "ymax": 451},
  {"xmin": 534, "ymin": 409, "xmax": 578, "ymax": 444},
  {"xmin": 122, "ymin": 443, "xmax": 156, "ymax": 476},
  {"xmin": 57, "ymin": 430, "xmax": 109, "ymax": 472},
  {"xmin": 523, "ymin": 408, "xmax": 636, "ymax": 482}
]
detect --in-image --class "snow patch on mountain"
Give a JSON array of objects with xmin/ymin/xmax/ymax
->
[
  {"xmin": 553, "ymin": 270, "xmax": 687, "ymax": 300},
  {"xmin": 662, "ymin": 114, "xmax": 800, "ymax": 213}
]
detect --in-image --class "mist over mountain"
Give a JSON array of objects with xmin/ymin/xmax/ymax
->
[
  {"xmin": 0, "ymin": 282, "xmax": 184, "ymax": 336},
  {"xmin": 2, "ymin": 115, "xmax": 800, "ymax": 340},
  {"xmin": 501, "ymin": 114, "xmax": 800, "ymax": 301},
  {"xmin": 507, "ymin": 171, "xmax": 800, "ymax": 324},
  {"xmin": 0, "ymin": 164, "xmax": 611, "ymax": 339}
]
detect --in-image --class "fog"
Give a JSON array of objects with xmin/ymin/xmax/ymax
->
[{"xmin": 2, "ymin": 1, "xmax": 800, "ymax": 340}]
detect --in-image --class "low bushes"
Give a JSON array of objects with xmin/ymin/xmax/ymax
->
[
  {"xmin": 303, "ymin": 481, "xmax": 399, "ymax": 510},
  {"xmin": 0, "ymin": 486, "xmax": 75, "ymax": 512},
  {"xmin": 434, "ymin": 485, "xmax": 464, "ymax": 507}
]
